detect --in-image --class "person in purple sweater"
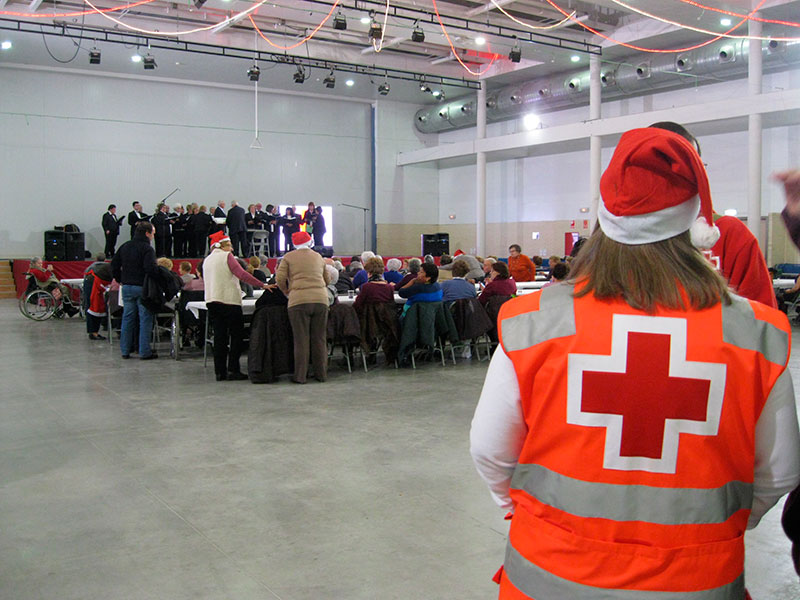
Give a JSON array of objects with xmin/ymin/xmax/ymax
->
[
  {"xmin": 353, "ymin": 257, "xmax": 395, "ymax": 312},
  {"xmin": 478, "ymin": 261, "xmax": 516, "ymax": 306}
]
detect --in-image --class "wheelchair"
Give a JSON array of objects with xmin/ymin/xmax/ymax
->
[{"xmin": 18, "ymin": 272, "xmax": 78, "ymax": 321}]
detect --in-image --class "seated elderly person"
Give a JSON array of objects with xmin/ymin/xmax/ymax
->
[
  {"xmin": 440, "ymin": 260, "xmax": 478, "ymax": 302},
  {"xmin": 439, "ymin": 252, "xmax": 484, "ymax": 282},
  {"xmin": 478, "ymin": 261, "xmax": 516, "ymax": 306},
  {"xmin": 354, "ymin": 257, "xmax": 395, "ymax": 311},
  {"xmin": 482, "ymin": 256, "xmax": 496, "ymax": 278},
  {"xmin": 396, "ymin": 257, "xmax": 422, "ymax": 288},
  {"xmin": 384, "ymin": 258, "xmax": 404, "ymax": 285},
  {"xmin": 438, "ymin": 255, "xmax": 453, "ymax": 281},
  {"xmin": 325, "ymin": 263, "xmax": 339, "ymax": 306},
  {"xmin": 352, "ymin": 251, "xmax": 375, "ymax": 289},
  {"xmin": 542, "ymin": 261, "xmax": 569, "ymax": 288},
  {"xmin": 28, "ymin": 256, "xmax": 78, "ymax": 316},
  {"xmin": 397, "ymin": 262, "xmax": 442, "ymax": 314}
]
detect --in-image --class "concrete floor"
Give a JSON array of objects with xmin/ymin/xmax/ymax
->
[{"xmin": 1, "ymin": 298, "xmax": 798, "ymax": 599}]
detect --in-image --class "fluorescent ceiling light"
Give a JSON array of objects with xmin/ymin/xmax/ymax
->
[
  {"xmin": 720, "ymin": 18, "xmax": 732, "ymax": 26},
  {"xmin": 1, "ymin": 41, "xmax": 12, "ymax": 50},
  {"xmin": 345, "ymin": 79, "xmax": 355, "ymax": 87},
  {"xmin": 475, "ymin": 36, "xmax": 486, "ymax": 46},
  {"xmin": 131, "ymin": 54, "xmax": 142, "ymax": 63},
  {"xmin": 723, "ymin": 208, "xmax": 738, "ymax": 217},
  {"xmin": 570, "ymin": 55, "xmax": 580, "ymax": 62},
  {"xmin": 360, "ymin": 16, "xmax": 370, "ymax": 24}
]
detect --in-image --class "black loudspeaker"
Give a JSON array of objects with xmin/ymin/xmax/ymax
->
[
  {"xmin": 64, "ymin": 232, "xmax": 85, "ymax": 261},
  {"xmin": 421, "ymin": 233, "xmax": 449, "ymax": 257},
  {"xmin": 44, "ymin": 230, "xmax": 66, "ymax": 261},
  {"xmin": 44, "ymin": 230, "xmax": 84, "ymax": 261},
  {"xmin": 314, "ymin": 245, "xmax": 334, "ymax": 258}
]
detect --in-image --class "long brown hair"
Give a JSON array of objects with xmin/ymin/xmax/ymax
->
[{"xmin": 570, "ymin": 227, "xmax": 730, "ymax": 312}]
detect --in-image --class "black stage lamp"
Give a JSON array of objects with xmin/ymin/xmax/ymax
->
[
  {"xmin": 333, "ymin": 12, "xmax": 347, "ymax": 30},
  {"xmin": 89, "ymin": 48, "xmax": 101, "ymax": 64},
  {"xmin": 378, "ymin": 81, "xmax": 390, "ymax": 95},
  {"xmin": 411, "ymin": 25, "xmax": 425, "ymax": 43},
  {"xmin": 369, "ymin": 19, "xmax": 382, "ymax": 40},
  {"xmin": 248, "ymin": 64, "xmax": 260, "ymax": 81},
  {"xmin": 193, "ymin": 0, "xmax": 206, "ymax": 7},
  {"xmin": 143, "ymin": 54, "xmax": 157, "ymax": 70},
  {"xmin": 323, "ymin": 71, "xmax": 336, "ymax": 88},
  {"xmin": 293, "ymin": 65, "xmax": 307, "ymax": 83},
  {"xmin": 509, "ymin": 43, "xmax": 521, "ymax": 63}
]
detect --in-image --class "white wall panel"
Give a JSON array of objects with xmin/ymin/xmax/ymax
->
[{"xmin": 0, "ymin": 67, "xmax": 374, "ymax": 257}]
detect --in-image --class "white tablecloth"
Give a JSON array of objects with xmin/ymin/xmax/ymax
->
[
  {"xmin": 186, "ymin": 298, "xmax": 259, "ymax": 319},
  {"xmin": 774, "ymin": 278, "xmax": 796, "ymax": 290},
  {"xmin": 515, "ymin": 281, "xmax": 547, "ymax": 290},
  {"xmin": 60, "ymin": 278, "xmax": 85, "ymax": 287}
]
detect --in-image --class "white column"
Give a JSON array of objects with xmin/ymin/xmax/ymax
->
[
  {"xmin": 748, "ymin": 13, "xmax": 763, "ymax": 246},
  {"xmin": 476, "ymin": 81, "xmax": 487, "ymax": 256},
  {"xmin": 589, "ymin": 53, "xmax": 602, "ymax": 229}
]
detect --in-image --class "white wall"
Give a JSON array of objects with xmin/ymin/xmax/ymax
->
[
  {"xmin": 436, "ymin": 70, "xmax": 800, "ymax": 257},
  {"xmin": 0, "ymin": 66, "xmax": 378, "ymax": 257}
]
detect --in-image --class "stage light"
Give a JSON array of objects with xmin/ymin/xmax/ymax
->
[
  {"xmin": 143, "ymin": 54, "xmax": 157, "ymax": 70},
  {"xmin": 360, "ymin": 15, "xmax": 370, "ymax": 24},
  {"xmin": 411, "ymin": 25, "xmax": 425, "ymax": 43},
  {"xmin": 1, "ymin": 40, "xmax": 12, "ymax": 51},
  {"xmin": 131, "ymin": 54, "xmax": 143, "ymax": 63},
  {"xmin": 89, "ymin": 48, "xmax": 101, "ymax": 64},
  {"xmin": 419, "ymin": 80, "xmax": 430, "ymax": 93},
  {"xmin": 475, "ymin": 36, "xmax": 486, "ymax": 46},
  {"xmin": 293, "ymin": 65, "xmax": 307, "ymax": 83},
  {"xmin": 720, "ymin": 18, "xmax": 732, "ymax": 26},
  {"xmin": 570, "ymin": 55, "xmax": 580, "ymax": 62},
  {"xmin": 333, "ymin": 12, "xmax": 347, "ymax": 30},
  {"xmin": 508, "ymin": 42, "xmax": 521, "ymax": 63},
  {"xmin": 432, "ymin": 89, "xmax": 441, "ymax": 97},
  {"xmin": 248, "ymin": 64, "xmax": 260, "ymax": 81},
  {"xmin": 194, "ymin": 0, "xmax": 206, "ymax": 7},
  {"xmin": 377, "ymin": 81, "xmax": 390, "ymax": 95},
  {"xmin": 345, "ymin": 79, "xmax": 354, "ymax": 87},
  {"xmin": 323, "ymin": 71, "xmax": 336, "ymax": 88},
  {"xmin": 369, "ymin": 19, "xmax": 382, "ymax": 40}
]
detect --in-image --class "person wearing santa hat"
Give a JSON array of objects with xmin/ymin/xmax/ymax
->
[
  {"xmin": 203, "ymin": 230, "xmax": 273, "ymax": 381},
  {"xmin": 276, "ymin": 230, "xmax": 331, "ymax": 383},
  {"xmin": 470, "ymin": 127, "xmax": 800, "ymax": 600}
]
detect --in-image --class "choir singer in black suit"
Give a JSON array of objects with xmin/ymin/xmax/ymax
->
[
  {"xmin": 128, "ymin": 202, "xmax": 150, "ymax": 240},
  {"xmin": 102, "ymin": 204, "xmax": 125, "ymax": 258}
]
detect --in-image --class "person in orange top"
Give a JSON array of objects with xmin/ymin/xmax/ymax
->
[
  {"xmin": 471, "ymin": 127, "xmax": 800, "ymax": 600},
  {"xmin": 506, "ymin": 244, "xmax": 535, "ymax": 282}
]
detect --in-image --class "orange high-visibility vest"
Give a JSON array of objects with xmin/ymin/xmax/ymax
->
[{"xmin": 497, "ymin": 284, "xmax": 790, "ymax": 599}]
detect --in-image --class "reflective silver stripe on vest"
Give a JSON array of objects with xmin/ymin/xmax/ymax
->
[
  {"xmin": 501, "ymin": 284, "xmax": 576, "ymax": 352},
  {"xmin": 504, "ymin": 543, "xmax": 745, "ymax": 600},
  {"xmin": 722, "ymin": 296, "xmax": 788, "ymax": 366},
  {"xmin": 511, "ymin": 463, "xmax": 752, "ymax": 525}
]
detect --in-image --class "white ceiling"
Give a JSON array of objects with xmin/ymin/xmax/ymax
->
[{"xmin": 0, "ymin": 0, "xmax": 798, "ymax": 104}]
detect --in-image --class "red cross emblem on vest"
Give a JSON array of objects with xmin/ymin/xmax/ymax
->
[{"xmin": 567, "ymin": 314, "xmax": 726, "ymax": 474}]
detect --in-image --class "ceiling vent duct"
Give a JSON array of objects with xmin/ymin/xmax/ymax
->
[
  {"xmin": 414, "ymin": 37, "xmax": 800, "ymax": 133},
  {"xmin": 675, "ymin": 54, "xmax": 693, "ymax": 72}
]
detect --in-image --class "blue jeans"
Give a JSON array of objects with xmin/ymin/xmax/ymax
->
[{"xmin": 120, "ymin": 285, "xmax": 154, "ymax": 357}]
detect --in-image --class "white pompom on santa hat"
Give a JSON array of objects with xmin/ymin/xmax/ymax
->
[{"xmin": 598, "ymin": 127, "xmax": 720, "ymax": 249}]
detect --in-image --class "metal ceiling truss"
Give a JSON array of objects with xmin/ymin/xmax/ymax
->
[
  {"xmin": 0, "ymin": 16, "xmax": 483, "ymax": 88},
  {"xmin": 276, "ymin": 0, "xmax": 602, "ymax": 55}
]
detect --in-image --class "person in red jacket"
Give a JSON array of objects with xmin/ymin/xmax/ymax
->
[
  {"xmin": 471, "ymin": 128, "xmax": 800, "ymax": 599},
  {"xmin": 507, "ymin": 245, "xmax": 535, "ymax": 282},
  {"xmin": 650, "ymin": 121, "xmax": 777, "ymax": 307}
]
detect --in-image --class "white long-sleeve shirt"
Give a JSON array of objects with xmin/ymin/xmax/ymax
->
[{"xmin": 470, "ymin": 345, "xmax": 800, "ymax": 527}]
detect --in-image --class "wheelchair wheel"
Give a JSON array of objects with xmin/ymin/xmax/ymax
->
[{"xmin": 19, "ymin": 290, "xmax": 57, "ymax": 321}]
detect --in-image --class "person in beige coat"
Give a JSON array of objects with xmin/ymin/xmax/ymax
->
[{"xmin": 276, "ymin": 231, "xmax": 331, "ymax": 383}]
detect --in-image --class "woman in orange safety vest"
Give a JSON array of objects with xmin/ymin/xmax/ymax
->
[{"xmin": 470, "ymin": 127, "xmax": 800, "ymax": 600}]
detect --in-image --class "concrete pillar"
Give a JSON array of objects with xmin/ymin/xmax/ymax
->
[
  {"xmin": 589, "ymin": 53, "xmax": 602, "ymax": 228},
  {"xmin": 476, "ymin": 81, "xmax": 487, "ymax": 256},
  {"xmin": 748, "ymin": 13, "xmax": 763, "ymax": 246}
]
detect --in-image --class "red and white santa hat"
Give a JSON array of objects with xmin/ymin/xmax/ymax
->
[
  {"xmin": 291, "ymin": 231, "xmax": 313, "ymax": 249},
  {"xmin": 208, "ymin": 231, "xmax": 230, "ymax": 248},
  {"xmin": 598, "ymin": 127, "xmax": 719, "ymax": 249}
]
